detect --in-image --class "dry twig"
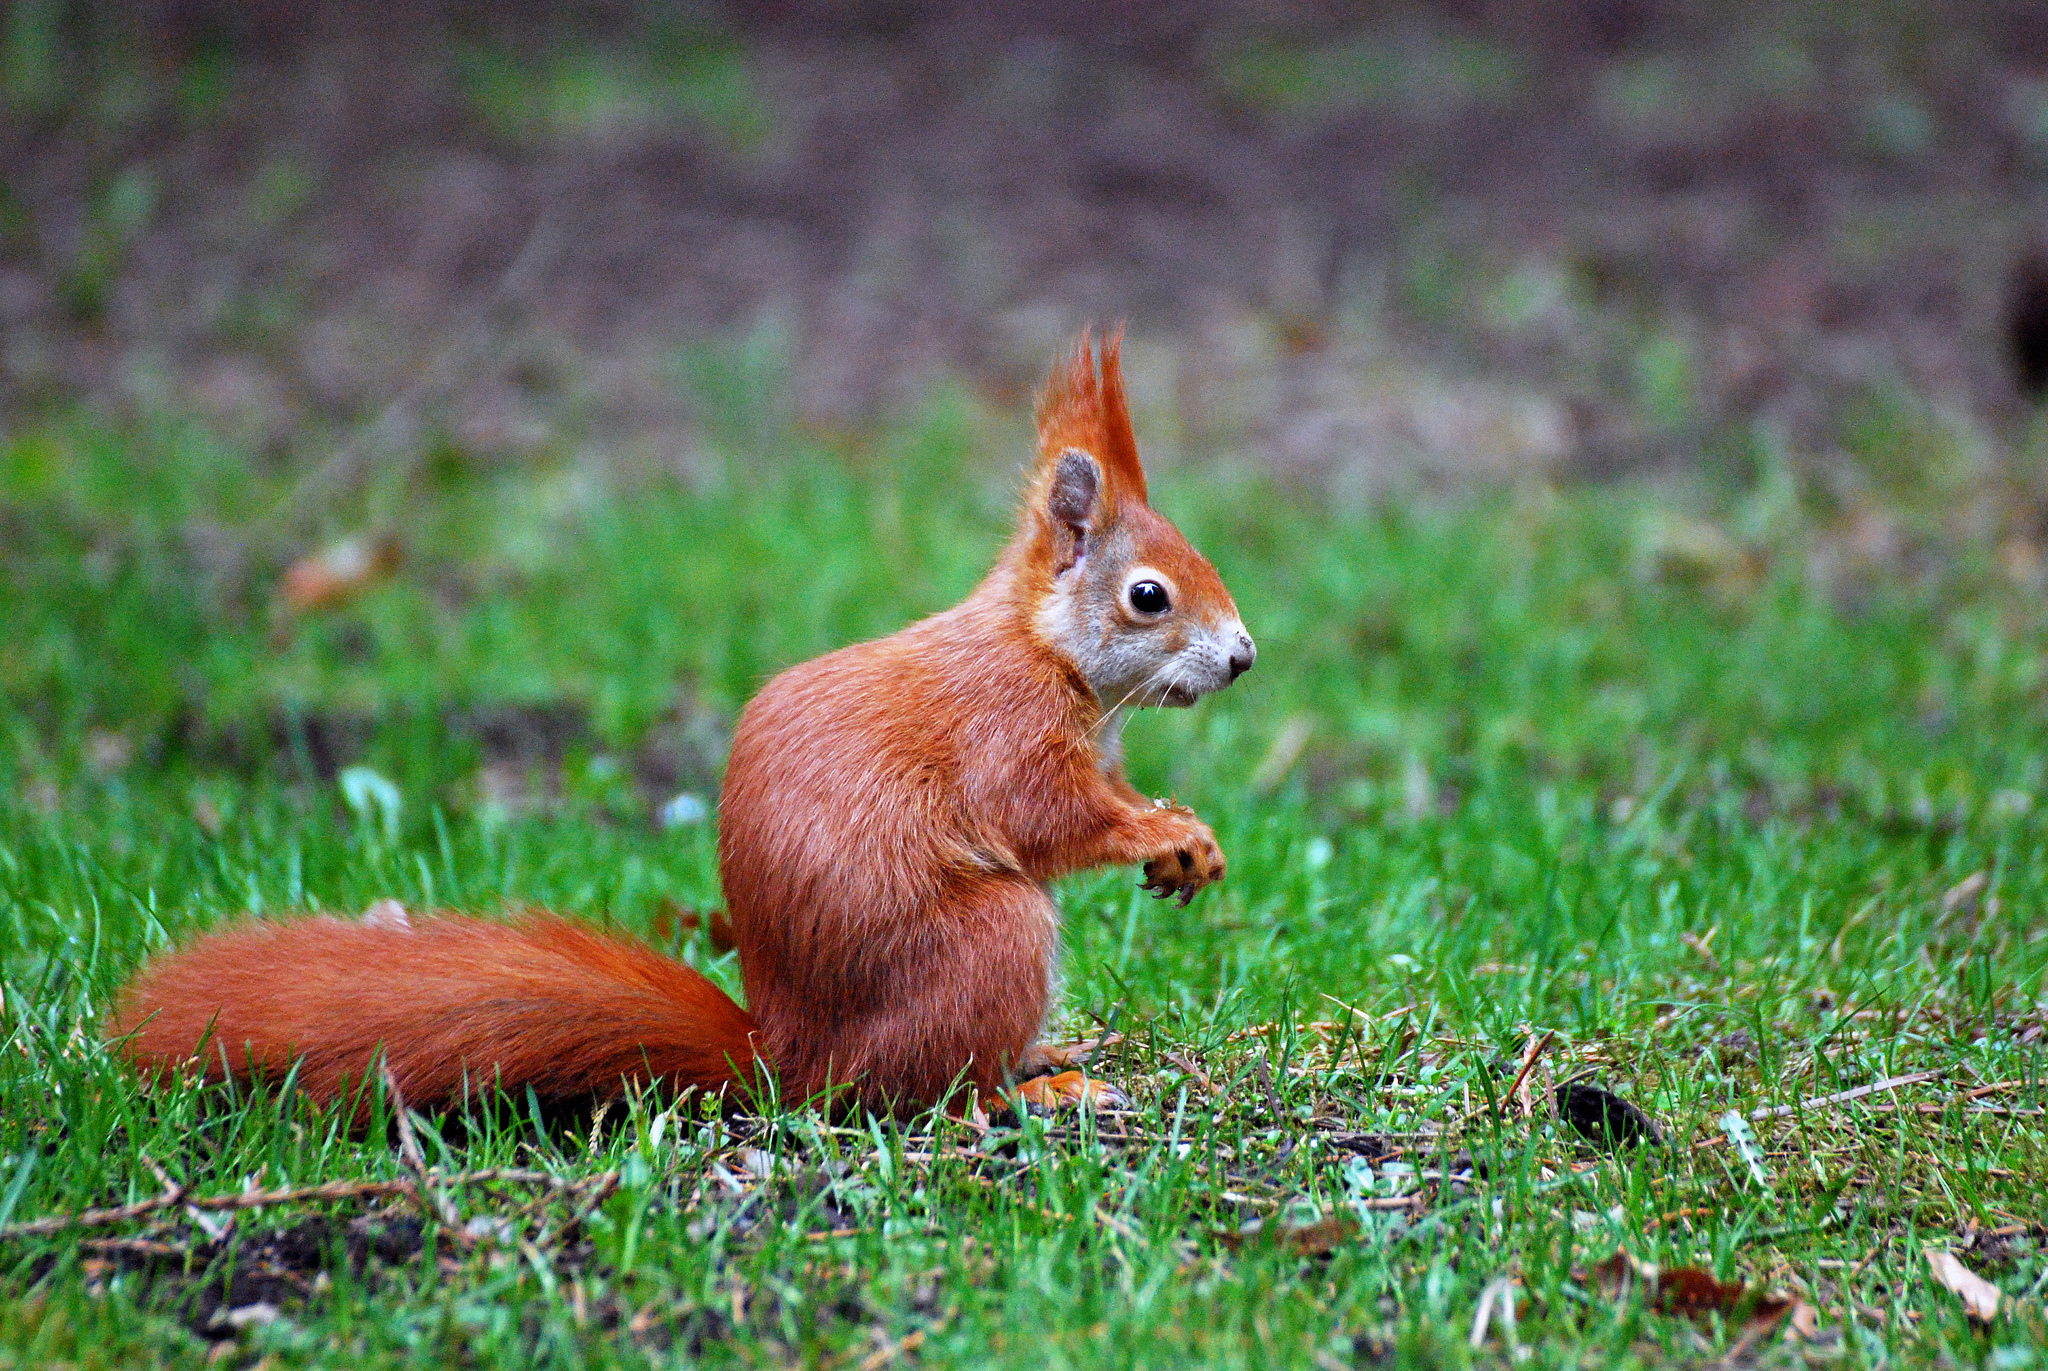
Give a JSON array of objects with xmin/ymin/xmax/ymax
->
[
  {"xmin": 142, "ymin": 1152, "xmax": 231, "ymax": 1243},
  {"xmin": 1163, "ymin": 1051, "xmax": 1218, "ymax": 1097},
  {"xmin": 79, "ymin": 1235, "xmax": 193, "ymax": 1260},
  {"xmin": 1505, "ymin": 1030, "xmax": 1556, "ymax": 1118},
  {"xmin": 1747, "ymin": 1070, "xmax": 1946, "ymax": 1121},
  {"xmin": 1, "ymin": 1169, "xmax": 579, "ymax": 1241},
  {"xmin": 385, "ymin": 1066, "xmax": 462, "ymax": 1229}
]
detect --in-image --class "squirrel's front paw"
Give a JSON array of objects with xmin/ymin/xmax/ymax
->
[{"xmin": 1140, "ymin": 817, "xmax": 1224, "ymax": 905}]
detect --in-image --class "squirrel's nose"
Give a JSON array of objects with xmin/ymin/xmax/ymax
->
[{"xmin": 1227, "ymin": 631, "xmax": 1256, "ymax": 680}]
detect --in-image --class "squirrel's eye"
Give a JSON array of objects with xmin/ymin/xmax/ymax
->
[{"xmin": 1127, "ymin": 580, "xmax": 1171, "ymax": 615}]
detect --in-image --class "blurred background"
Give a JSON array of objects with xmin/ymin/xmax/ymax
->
[
  {"xmin": 9, "ymin": 0, "xmax": 2048, "ymax": 477},
  {"xmin": 6, "ymin": 0, "xmax": 2048, "ymax": 827}
]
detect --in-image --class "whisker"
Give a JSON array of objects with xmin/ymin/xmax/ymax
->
[{"xmin": 1089, "ymin": 662, "xmax": 1174, "ymax": 739}]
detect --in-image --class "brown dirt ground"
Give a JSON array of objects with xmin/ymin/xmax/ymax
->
[{"xmin": 4, "ymin": 1, "xmax": 2048, "ymax": 500}]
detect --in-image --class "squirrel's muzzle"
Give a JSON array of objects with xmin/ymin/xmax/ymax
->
[{"xmin": 1227, "ymin": 630, "xmax": 1256, "ymax": 681}]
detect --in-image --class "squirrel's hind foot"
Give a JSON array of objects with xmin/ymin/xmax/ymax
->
[{"xmin": 1015, "ymin": 1071, "xmax": 1129, "ymax": 1111}]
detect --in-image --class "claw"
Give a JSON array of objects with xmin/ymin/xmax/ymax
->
[{"xmin": 1016, "ymin": 1071, "xmax": 1129, "ymax": 1111}]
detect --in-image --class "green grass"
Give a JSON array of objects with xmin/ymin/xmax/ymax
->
[{"xmin": 3, "ymin": 391, "xmax": 2047, "ymax": 1368}]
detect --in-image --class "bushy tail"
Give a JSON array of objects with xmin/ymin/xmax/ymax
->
[{"xmin": 107, "ymin": 912, "xmax": 764, "ymax": 1109}]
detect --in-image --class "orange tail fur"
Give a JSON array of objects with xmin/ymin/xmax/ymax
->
[{"xmin": 107, "ymin": 913, "xmax": 764, "ymax": 1110}]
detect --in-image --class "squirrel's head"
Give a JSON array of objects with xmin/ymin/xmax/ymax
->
[{"xmin": 1018, "ymin": 328, "xmax": 1254, "ymax": 710}]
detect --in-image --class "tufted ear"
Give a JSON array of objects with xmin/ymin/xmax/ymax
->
[
  {"xmin": 1045, "ymin": 448, "xmax": 1100, "ymax": 576},
  {"xmin": 1034, "ymin": 326, "xmax": 1147, "ymax": 511}
]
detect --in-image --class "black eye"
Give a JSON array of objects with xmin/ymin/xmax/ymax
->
[{"xmin": 1127, "ymin": 580, "xmax": 1170, "ymax": 615}]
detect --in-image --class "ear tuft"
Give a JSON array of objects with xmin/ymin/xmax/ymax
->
[
  {"xmin": 1095, "ymin": 329, "xmax": 1145, "ymax": 503},
  {"xmin": 1035, "ymin": 325, "xmax": 1147, "ymax": 507}
]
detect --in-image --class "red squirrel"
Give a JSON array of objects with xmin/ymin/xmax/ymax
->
[{"xmin": 108, "ymin": 330, "xmax": 1255, "ymax": 1116}]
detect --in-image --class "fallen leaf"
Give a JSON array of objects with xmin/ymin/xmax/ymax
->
[
  {"xmin": 1274, "ymin": 1215, "xmax": 1360, "ymax": 1256},
  {"xmin": 1926, "ymin": 1249, "xmax": 2001, "ymax": 1322},
  {"xmin": 1556, "ymin": 1081, "xmax": 1662, "ymax": 1149},
  {"xmin": 1657, "ymin": 1264, "xmax": 1750, "ymax": 1313},
  {"xmin": 651, "ymin": 900, "xmax": 737, "ymax": 953},
  {"xmin": 1588, "ymin": 1251, "xmax": 1793, "ymax": 1327},
  {"xmin": 1665, "ymin": 1267, "xmax": 1791, "ymax": 1325},
  {"xmin": 1219, "ymin": 1213, "xmax": 1359, "ymax": 1256},
  {"xmin": 651, "ymin": 901, "xmax": 737, "ymax": 953},
  {"xmin": 280, "ymin": 535, "xmax": 401, "ymax": 614},
  {"xmin": 1787, "ymin": 1302, "xmax": 1821, "ymax": 1339},
  {"xmin": 1589, "ymin": 1249, "xmax": 1655, "ymax": 1301},
  {"xmin": 652, "ymin": 900, "xmax": 703, "ymax": 941}
]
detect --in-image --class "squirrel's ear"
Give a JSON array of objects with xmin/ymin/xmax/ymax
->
[
  {"xmin": 1034, "ymin": 326, "xmax": 1148, "ymax": 510},
  {"xmin": 1046, "ymin": 447, "xmax": 1100, "ymax": 576}
]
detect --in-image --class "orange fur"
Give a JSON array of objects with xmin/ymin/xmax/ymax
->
[
  {"xmin": 109, "ymin": 329, "xmax": 1250, "ymax": 1117},
  {"xmin": 1034, "ymin": 326, "xmax": 1146, "ymax": 507},
  {"xmin": 110, "ymin": 913, "xmax": 761, "ymax": 1106}
]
